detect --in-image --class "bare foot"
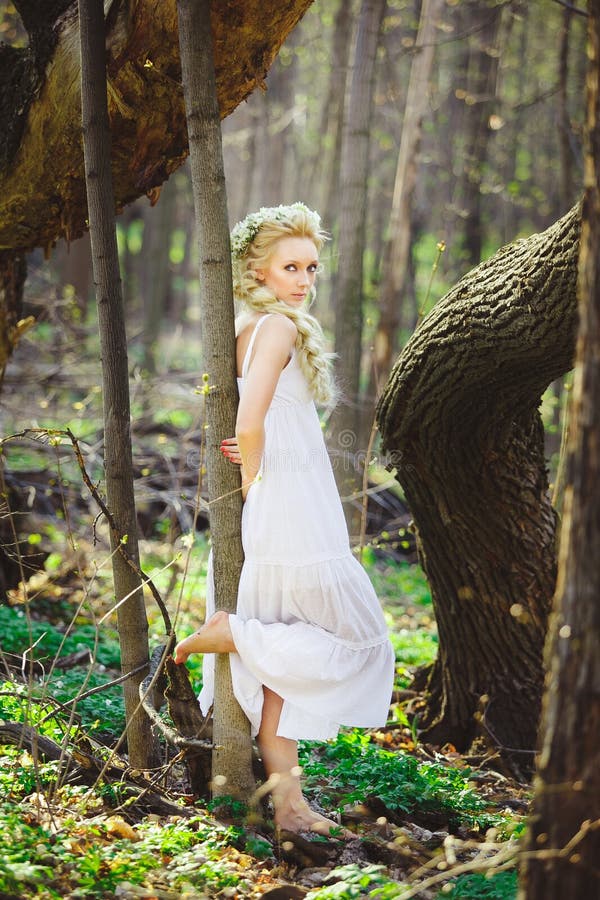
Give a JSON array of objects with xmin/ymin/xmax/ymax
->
[
  {"xmin": 275, "ymin": 798, "xmax": 353, "ymax": 839},
  {"xmin": 173, "ymin": 611, "xmax": 235, "ymax": 664}
]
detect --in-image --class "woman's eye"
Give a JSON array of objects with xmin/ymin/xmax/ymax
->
[{"xmin": 308, "ymin": 264, "xmax": 318, "ymax": 273}]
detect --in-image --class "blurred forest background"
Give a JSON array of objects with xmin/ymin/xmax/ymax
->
[
  {"xmin": 2, "ymin": 0, "xmax": 585, "ymax": 489},
  {"xmin": 0, "ymin": 1, "xmax": 594, "ymax": 897}
]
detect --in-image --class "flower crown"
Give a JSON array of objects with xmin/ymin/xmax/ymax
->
[{"xmin": 230, "ymin": 202, "xmax": 322, "ymax": 260}]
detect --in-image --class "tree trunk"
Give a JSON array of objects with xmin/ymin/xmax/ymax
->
[
  {"xmin": 519, "ymin": 3, "xmax": 600, "ymax": 892},
  {"xmin": 176, "ymin": 0, "xmax": 255, "ymax": 799},
  {"xmin": 455, "ymin": 0, "xmax": 502, "ymax": 268},
  {"xmin": 79, "ymin": 0, "xmax": 157, "ymax": 768},
  {"xmin": 53, "ymin": 232, "xmax": 93, "ymax": 314},
  {"xmin": 377, "ymin": 204, "xmax": 581, "ymax": 777},
  {"xmin": 0, "ymin": 250, "xmax": 27, "ymax": 375},
  {"xmin": 318, "ymin": 0, "xmax": 353, "ymax": 233},
  {"xmin": 558, "ymin": 6, "xmax": 575, "ymax": 213},
  {"xmin": 142, "ymin": 177, "xmax": 177, "ymax": 375},
  {"xmin": 371, "ymin": 0, "xmax": 444, "ymax": 395},
  {"xmin": 330, "ymin": 0, "xmax": 386, "ymax": 537}
]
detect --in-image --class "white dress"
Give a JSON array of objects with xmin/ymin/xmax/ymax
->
[{"xmin": 199, "ymin": 313, "xmax": 395, "ymax": 741}]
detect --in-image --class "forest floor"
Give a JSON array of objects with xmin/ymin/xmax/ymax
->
[
  {"xmin": 0, "ymin": 314, "xmax": 530, "ymax": 899},
  {"xmin": 0, "ymin": 533, "xmax": 529, "ymax": 900}
]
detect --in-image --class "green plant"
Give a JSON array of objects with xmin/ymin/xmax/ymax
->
[
  {"xmin": 300, "ymin": 731, "xmax": 498, "ymax": 828},
  {"xmin": 306, "ymin": 864, "xmax": 401, "ymax": 900},
  {"xmin": 207, "ymin": 794, "xmax": 248, "ymax": 821},
  {"xmin": 438, "ymin": 870, "xmax": 517, "ymax": 900},
  {"xmin": 0, "ymin": 606, "xmax": 121, "ymax": 668}
]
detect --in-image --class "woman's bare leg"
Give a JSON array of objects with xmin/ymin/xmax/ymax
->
[
  {"xmin": 173, "ymin": 610, "xmax": 235, "ymax": 664},
  {"xmin": 257, "ymin": 686, "xmax": 347, "ymax": 836}
]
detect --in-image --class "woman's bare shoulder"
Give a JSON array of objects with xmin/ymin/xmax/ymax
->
[{"xmin": 259, "ymin": 313, "xmax": 298, "ymax": 345}]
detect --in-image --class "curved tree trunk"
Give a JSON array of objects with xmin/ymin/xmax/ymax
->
[
  {"xmin": 520, "ymin": 4, "xmax": 600, "ymax": 892},
  {"xmin": 377, "ymin": 204, "xmax": 580, "ymax": 776}
]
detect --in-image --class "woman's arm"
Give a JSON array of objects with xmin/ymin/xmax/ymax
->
[{"xmin": 235, "ymin": 316, "xmax": 297, "ymax": 497}]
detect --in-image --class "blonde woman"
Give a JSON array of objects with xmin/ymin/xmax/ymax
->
[{"xmin": 175, "ymin": 203, "xmax": 394, "ymax": 836}]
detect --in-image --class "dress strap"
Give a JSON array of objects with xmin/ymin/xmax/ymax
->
[{"xmin": 241, "ymin": 314, "xmax": 273, "ymax": 378}]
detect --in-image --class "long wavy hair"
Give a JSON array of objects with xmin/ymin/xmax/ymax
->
[{"xmin": 232, "ymin": 206, "xmax": 337, "ymax": 406}]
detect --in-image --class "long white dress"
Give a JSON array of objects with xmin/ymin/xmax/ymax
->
[{"xmin": 199, "ymin": 313, "xmax": 395, "ymax": 741}]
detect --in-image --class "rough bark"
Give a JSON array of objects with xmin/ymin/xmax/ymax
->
[
  {"xmin": 0, "ymin": 0, "xmax": 313, "ymax": 254},
  {"xmin": 79, "ymin": 0, "xmax": 157, "ymax": 768},
  {"xmin": 330, "ymin": 0, "xmax": 386, "ymax": 535},
  {"xmin": 377, "ymin": 204, "xmax": 581, "ymax": 776},
  {"xmin": 520, "ymin": 2, "xmax": 600, "ymax": 891},
  {"xmin": 177, "ymin": 0, "xmax": 254, "ymax": 799}
]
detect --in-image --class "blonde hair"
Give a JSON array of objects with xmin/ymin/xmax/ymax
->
[{"xmin": 232, "ymin": 205, "xmax": 337, "ymax": 406}]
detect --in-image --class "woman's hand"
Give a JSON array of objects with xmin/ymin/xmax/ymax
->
[
  {"xmin": 220, "ymin": 437, "xmax": 242, "ymax": 465},
  {"xmin": 221, "ymin": 438, "xmax": 255, "ymax": 500}
]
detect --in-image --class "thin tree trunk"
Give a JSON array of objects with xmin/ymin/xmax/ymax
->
[
  {"xmin": 377, "ymin": 205, "xmax": 581, "ymax": 777},
  {"xmin": 55, "ymin": 232, "xmax": 93, "ymax": 314},
  {"xmin": 558, "ymin": 6, "xmax": 575, "ymax": 212},
  {"xmin": 456, "ymin": 0, "xmax": 502, "ymax": 267},
  {"xmin": 142, "ymin": 178, "xmax": 177, "ymax": 374},
  {"xmin": 0, "ymin": 251, "xmax": 27, "ymax": 377},
  {"xmin": 176, "ymin": 0, "xmax": 255, "ymax": 799},
  {"xmin": 330, "ymin": 0, "xmax": 386, "ymax": 537},
  {"xmin": 78, "ymin": 0, "xmax": 157, "ymax": 768},
  {"xmin": 519, "ymin": 3, "xmax": 600, "ymax": 892},
  {"xmin": 319, "ymin": 0, "xmax": 354, "ymax": 232},
  {"xmin": 372, "ymin": 0, "xmax": 444, "ymax": 395}
]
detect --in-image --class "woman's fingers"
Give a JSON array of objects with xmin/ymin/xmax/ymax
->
[{"xmin": 220, "ymin": 437, "xmax": 242, "ymax": 464}]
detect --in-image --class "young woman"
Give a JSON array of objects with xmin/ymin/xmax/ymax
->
[{"xmin": 174, "ymin": 203, "xmax": 395, "ymax": 836}]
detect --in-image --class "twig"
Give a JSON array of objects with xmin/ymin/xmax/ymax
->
[{"xmin": 358, "ymin": 419, "xmax": 379, "ymax": 564}]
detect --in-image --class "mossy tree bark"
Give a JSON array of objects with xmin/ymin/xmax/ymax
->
[
  {"xmin": 377, "ymin": 204, "xmax": 580, "ymax": 777},
  {"xmin": 176, "ymin": 0, "xmax": 254, "ymax": 799},
  {"xmin": 519, "ymin": 2, "xmax": 600, "ymax": 891},
  {"xmin": 0, "ymin": 0, "xmax": 313, "ymax": 362},
  {"xmin": 79, "ymin": 0, "xmax": 158, "ymax": 768}
]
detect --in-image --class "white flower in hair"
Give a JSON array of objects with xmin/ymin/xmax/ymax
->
[{"xmin": 230, "ymin": 202, "xmax": 321, "ymax": 260}]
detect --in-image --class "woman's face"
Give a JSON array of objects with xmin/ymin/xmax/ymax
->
[{"xmin": 254, "ymin": 237, "xmax": 319, "ymax": 307}]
